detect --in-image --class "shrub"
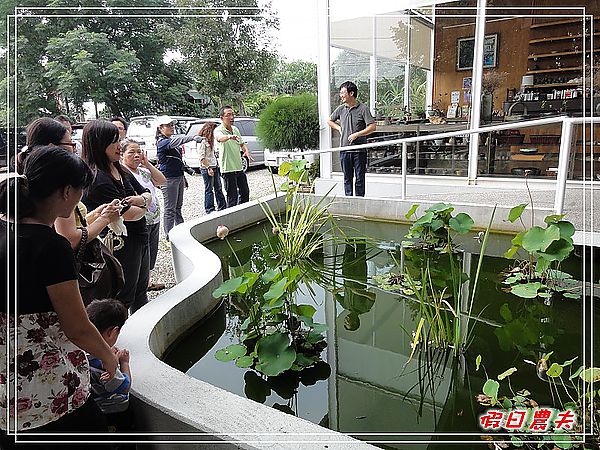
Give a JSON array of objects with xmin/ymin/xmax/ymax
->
[{"xmin": 256, "ymin": 94, "xmax": 319, "ymax": 151}]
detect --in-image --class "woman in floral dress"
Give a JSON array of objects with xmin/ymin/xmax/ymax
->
[{"xmin": 0, "ymin": 146, "xmax": 117, "ymax": 448}]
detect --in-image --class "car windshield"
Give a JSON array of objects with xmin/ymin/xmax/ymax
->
[{"xmin": 128, "ymin": 121, "xmax": 155, "ymax": 137}]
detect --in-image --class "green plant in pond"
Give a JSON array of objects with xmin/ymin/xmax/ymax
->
[
  {"xmin": 212, "ymin": 161, "xmax": 342, "ymax": 377},
  {"xmin": 404, "ymin": 203, "xmax": 475, "ymax": 252},
  {"xmin": 377, "ymin": 204, "xmax": 494, "ymax": 356},
  {"xmin": 502, "ymin": 205, "xmax": 579, "ymax": 300},
  {"xmin": 475, "ymin": 354, "xmax": 599, "ymax": 449}
]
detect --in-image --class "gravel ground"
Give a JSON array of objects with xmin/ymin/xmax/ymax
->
[{"xmin": 147, "ymin": 167, "xmax": 282, "ymax": 299}]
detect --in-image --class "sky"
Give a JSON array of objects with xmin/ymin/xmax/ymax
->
[{"xmin": 267, "ymin": 0, "xmax": 422, "ymax": 63}]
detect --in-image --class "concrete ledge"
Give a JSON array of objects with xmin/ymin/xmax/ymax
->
[{"xmin": 118, "ymin": 194, "xmax": 374, "ymax": 449}]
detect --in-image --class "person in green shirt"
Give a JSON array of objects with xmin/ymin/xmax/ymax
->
[{"xmin": 214, "ymin": 106, "xmax": 254, "ymax": 207}]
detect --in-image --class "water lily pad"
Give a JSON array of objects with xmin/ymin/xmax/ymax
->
[
  {"xmin": 278, "ymin": 161, "xmax": 292, "ymax": 177},
  {"xmin": 430, "ymin": 219, "xmax": 444, "ymax": 231},
  {"xmin": 235, "ymin": 355, "xmax": 254, "ymax": 368},
  {"xmin": 544, "ymin": 213, "xmax": 565, "ymax": 224},
  {"xmin": 300, "ymin": 361, "xmax": 331, "ymax": 386},
  {"xmin": 504, "ymin": 245, "xmax": 519, "ymax": 259},
  {"xmin": 483, "ymin": 379, "xmax": 499, "ymax": 401},
  {"xmin": 413, "ymin": 211, "xmax": 434, "ymax": 227},
  {"xmin": 449, "ymin": 213, "xmax": 474, "ymax": 234},
  {"xmin": 510, "ymin": 282, "xmax": 542, "ymax": 298},
  {"xmin": 215, "ymin": 344, "xmax": 247, "ymax": 362},
  {"xmin": 299, "ymin": 315, "xmax": 328, "ymax": 333},
  {"xmin": 255, "ymin": 333, "xmax": 296, "ymax": 376},
  {"xmin": 508, "ymin": 203, "xmax": 528, "ymax": 223}
]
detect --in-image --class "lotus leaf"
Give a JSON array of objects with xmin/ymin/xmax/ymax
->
[
  {"xmin": 497, "ymin": 367, "xmax": 517, "ymax": 380},
  {"xmin": 299, "ymin": 315, "xmax": 328, "ymax": 333},
  {"xmin": 449, "ymin": 213, "xmax": 474, "ymax": 234},
  {"xmin": 535, "ymin": 256, "xmax": 552, "ymax": 273},
  {"xmin": 475, "ymin": 354, "xmax": 482, "ymax": 371},
  {"xmin": 268, "ymin": 372, "xmax": 300, "ymax": 399},
  {"xmin": 261, "ymin": 268, "xmax": 281, "ymax": 283},
  {"xmin": 547, "ymin": 363, "xmax": 563, "ymax": 377},
  {"xmin": 563, "ymin": 292, "xmax": 580, "ymax": 299},
  {"xmin": 552, "ymin": 432, "xmax": 574, "ymax": 449},
  {"xmin": 544, "ymin": 213, "xmax": 565, "ymax": 224},
  {"xmin": 291, "ymin": 304, "xmax": 317, "ymax": 318},
  {"xmin": 255, "ymin": 333, "xmax": 296, "ymax": 376},
  {"xmin": 538, "ymin": 238, "xmax": 574, "ymax": 262},
  {"xmin": 426, "ymin": 203, "xmax": 454, "ymax": 214},
  {"xmin": 264, "ymin": 277, "xmax": 288, "ymax": 302},
  {"xmin": 235, "ymin": 355, "xmax": 254, "ymax": 368},
  {"xmin": 294, "ymin": 353, "xmax": 318, "ymax": 368},
  {"xmin": 278, "ymin": 161, "xmax": 292, "ymax": 177},
  {"xmin": 580, "ymin": 367, "xmax": 600, "ymax": 382},
  {"xmin": 244, "ymin": 371, "xmax": 271, "ymax": 403},
  {"xmin": 430, "ymin": 219, "xmax": 444, "ymax": 231},
  {"xmin": 212, "ymin": 276, "xmax": 244, "ymax": 298},
  {"xmin": 215, "ymin": 344, "xmax": 247, "ymax": 362},
  {"xmin": 279, "ymin": 181, "xmax": 290, "ymax": 191},
  {"xmin": 262, "ymin": 296, "xmax": 285, "ymax": 311},
  {"xmin": 405, "ymin": 203, "xmax": 419, "ymax": 219},
  {"xmin": 569, "ymin": 365, "xmax": 584, "ymax": 380},
  {"xmin": 483, "ymin": 379, "xmax": 499, "ymax": 401},
  {"xmin": 510, "ymin": 282, "xmax": 542, "ymax": 298},
  {"xmin": 508, "ymin": 203, "xmax": 527, "ymax": 223},
  {"xmin": 504, "ymin": 245, "xmax": 519, "ymax": 259},
  {"xmin": 413, "ymin": 211, "xmax": 434, "ymax": 227},
  {"xmin": 306, "ymin": 331, "xmax": 325, "ymax": 344},
  {"xmin": 522, "ymin": 225, "xmax": 560, "ymax": 253},
  {"xmin": 561, "ymin": 357, "xmax": 578, "ymax": 367},
  {"xmin": 555, "ymin": 220, "xmax": 575, "ymax": 239}
]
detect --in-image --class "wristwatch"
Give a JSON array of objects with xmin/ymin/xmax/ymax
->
[{"xmin": 141, "ymin": 196, "xmax": 148, "ymax": 209}]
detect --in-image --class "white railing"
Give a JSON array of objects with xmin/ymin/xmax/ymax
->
[{"xmin": 277, "ymin": 115, "xmax": 599, "ymax": 214}]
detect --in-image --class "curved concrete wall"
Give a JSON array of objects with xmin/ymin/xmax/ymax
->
[{"xmin": 117, "ymin": 195, "xmax": 374, "ymax": 449}]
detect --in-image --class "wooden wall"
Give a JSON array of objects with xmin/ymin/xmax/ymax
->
[{"xmin": 431, "ymin": 0, "xmax": 600, "ymax": 114}]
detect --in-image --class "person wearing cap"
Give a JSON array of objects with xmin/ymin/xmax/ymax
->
[
  {"xmin": 214, "ymin": 106, "xmax": 254, "ymax": 207},
  {"xmin": 156, "ymin": 115, "xmax": 203, "ymax": 237}
]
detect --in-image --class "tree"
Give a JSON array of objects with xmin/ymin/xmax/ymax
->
[
  {"xmin": 173, "ymin": 0, "xmax": 279, "ymax": 113},
  {"xmin": 45, "ymin": 29, "xmax": 140, "ymax": 118},
  {"xmin": 268, "ymin": 60, "xmax": 317, "ymax": 96},
  {"xmin": 0, "ymin": 0, "xmax": 199, "ymax": 125}
]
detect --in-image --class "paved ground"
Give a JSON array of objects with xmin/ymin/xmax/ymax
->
[{"xmin": 148, "ymin": 167, "xmax": 282, "ymax": 298}]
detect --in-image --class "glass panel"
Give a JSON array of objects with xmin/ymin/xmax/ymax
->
[{"xmin": 571, "ymin": 122, "xmax": 600, "ymax": 181}]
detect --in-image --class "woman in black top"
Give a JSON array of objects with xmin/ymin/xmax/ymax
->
[
  {"xmin": 0, "ymin": 146, "xmax": 117, "ymax": 448},
  {"xmin": 81, "ymin": 120, "xmax": 153, "ymax": 313}
]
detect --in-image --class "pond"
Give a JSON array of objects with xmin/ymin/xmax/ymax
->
[{"xmin": 162, "ymin": 218, "xmax": 599, "ymax": 448}]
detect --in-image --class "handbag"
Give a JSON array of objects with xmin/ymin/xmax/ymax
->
[{"xmin": 74, "ymin": 207, "xmax": 125, "ymax": 305}]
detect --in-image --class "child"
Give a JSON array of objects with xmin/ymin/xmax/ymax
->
[{"xmin": 85, "ymin": 298, "xmax": 132, "ymax": 429}]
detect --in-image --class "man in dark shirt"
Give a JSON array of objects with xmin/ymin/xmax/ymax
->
[{"xmin": 327, "ymin": 80, "xmax": 376, "ymax": 197}]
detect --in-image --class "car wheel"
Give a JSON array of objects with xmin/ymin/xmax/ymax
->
[{"xmin": 242, "ymin": 155, "xmax": 249, "ymax": 173}]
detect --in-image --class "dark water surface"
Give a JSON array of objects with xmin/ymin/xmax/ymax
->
[{"xmin": 162, "ymin": 218, "xmax": 598, "ymax": 448}]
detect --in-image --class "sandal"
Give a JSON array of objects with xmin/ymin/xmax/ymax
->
[{"xmin": 147, "ymin": 282, "xmax": 166, "ymax": 291}]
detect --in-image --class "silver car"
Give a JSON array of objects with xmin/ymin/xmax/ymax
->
[
  {"xmin": 127, "ymin": 115, "xmax": 199, "ymax": 163},
  {"xmin": 182, "ymin": 117, "xmax": 265, "ymax": 172}
]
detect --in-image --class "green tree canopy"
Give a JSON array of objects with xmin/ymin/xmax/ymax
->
[{"xmin": 268, "ymin": 60, "xmax": 317, "ymax": 96}]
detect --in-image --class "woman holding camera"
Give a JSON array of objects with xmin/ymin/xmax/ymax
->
[
  {"xmin": 81, "ymin": 120, "xmax": 152, "ymax": 313},
  {"xmin": 155, "ymin": 115, "xmax": 203, "ymax": 237}
]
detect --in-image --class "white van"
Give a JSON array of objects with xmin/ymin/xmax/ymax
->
[{"xmin": 127, "ymin": 115, "xmax": 199, "ymax": 162}]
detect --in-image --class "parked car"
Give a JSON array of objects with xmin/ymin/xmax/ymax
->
[
  {"xmin": 127, "ymin": 115, "xmax": 199, "ymax": 162},
  {"xmin": 182, "ymin": 117, "xmax": 265, "ymax": 172},
  {"xmin": 263, "ymin": 148, "xmax": 317, "ymax": 174},
  {"xmin": 0, "ymin": 127, "xmax": 27, "ymax": 170}
]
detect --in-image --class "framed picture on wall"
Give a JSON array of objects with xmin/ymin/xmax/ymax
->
[{"xmin": 457, "ymin": 34, "xmax": 498, "ymax": 71}]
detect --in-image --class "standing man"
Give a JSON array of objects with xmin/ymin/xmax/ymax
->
[
  {"xmin": 214, "ymin": 106, "xmax": 254, "ymax": 207},
  {"xmin": 111, "ymin": 116, "xmax": 128, "ymax": 141},
  {"xmin": 327, "ymin": 81, "xmax": 376, "ymax": 197}
]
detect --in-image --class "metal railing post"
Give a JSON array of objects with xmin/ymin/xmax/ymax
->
[
  {"xmin": 554, "ymin": 119, "xmax": 574, "ymax": 214},
  {"xmin": 402, "ymin": 142, "xmax": 407, "ymax": 200}
]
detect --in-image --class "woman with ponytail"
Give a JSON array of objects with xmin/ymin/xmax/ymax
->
[{"xmin": 0, "ymin": 146, "xmax": 117, "ymax": 448}]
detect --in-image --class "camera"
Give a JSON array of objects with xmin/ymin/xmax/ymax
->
[
  {"xmin": 119, "ymin": 199, "xmax": 131, "ymax": 216},
  {"xmin": 183, "ymin": 164, "xmax": 196, "ymax": 176}
]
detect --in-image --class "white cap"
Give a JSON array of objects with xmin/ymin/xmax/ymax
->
[{"xmin": 156, "ymin": 115, "xmax": 177, "ymax": 126}]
